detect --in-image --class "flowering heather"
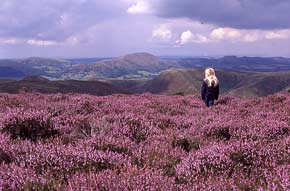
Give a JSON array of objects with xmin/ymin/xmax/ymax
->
[{"xmin": 0, "ymin": 92, "xmax": 289, "ymax": 190}]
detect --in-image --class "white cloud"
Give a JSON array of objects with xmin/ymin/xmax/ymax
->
[
  {"xmin": 0, "ymin": 38, "xmax": 22, "ymax": 45},
  {"xmin": 179, "ymin": 30, "xmax": 194, "ymax": 44},
  {"xmin": 127, "ymin": 1, "xmax": 152, "ymax": 14},
  {"xmin": 152, "ymin": 24, "xmax": 172, "ymax": 41},
  {"xmin": 242, "ymin": 34, "xmax": 259, "ymax": 42},
  {"xmin": 264, "ymin": 30, "xmax": 290, "ymax": 40},
  {"xmin": 172, "ymin": 27, "xmax": 290, "ymax": 46},
  {"xmin": 210, "ymin": 28, "xmax": 242, "ymax": 40},
  {"xmin": 210, "ymin": 28, "xmax": 290, "ymax": 42},
  {"xmin": 27, "ymin": 39, "xmax": 61, "ymax": 46},
  {"xmin": 177, "ymin": 30, "xmax": 209, "ymax": 44}
]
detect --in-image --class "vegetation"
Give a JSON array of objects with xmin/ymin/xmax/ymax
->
[{"xmin": 0, "ymin": 92, "xmax": 289, "ymax": 190}]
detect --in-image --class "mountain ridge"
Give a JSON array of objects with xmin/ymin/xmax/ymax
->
[
  {"xmin": 1, "ymin": 52, "xmax": 290, "ymax": 80},
  {"xmin": 108, "ymin": 68, "xmax": 290, "ymax": 98},
  {"xmin": 0, "ymin": 77, "xmax": 131, "ymax": 96}
]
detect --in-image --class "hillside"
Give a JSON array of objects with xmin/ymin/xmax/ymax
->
[
  {"xmin": 1, "ymin": 53, "xmax": 290, "ymax": 97},
  {"xmin": 0, "ymin": 93, "xmax": 289, "ymax": 190},
  {"xmin": 176, "ymin": 56, "xmax": 290, "ymax": 72},
  {"xmin": 1, "ymin": 53, "xmax": 290, "ymax": 81},
  {"xmin": 109, "ymin": 68, "xmax": 290, "ymax": 97},
  {"xmin": 69, "ymin": 54, "xmax": 290, "ymax": 79},
  {"xmin": 69, "ymin": 52, "xmax": 178, "ymax": 79},
  {"xmin": 225, "ymin": 72, "xmax": 290, "ymax": 97},
  {"xmin": 1, "ymin": 68, "xmax": 290, "ymax": 98},
  {"xmin": 0, "ymin": 57, "xmax": 70, "ymax": 79},
  {"xmin": 0, "ymin": 76, "xmax": 130, "ymax": 96}
]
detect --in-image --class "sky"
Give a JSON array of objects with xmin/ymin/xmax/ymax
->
[{"xmin": 0, "ymin": 0, "xmax": 290, "ymax": 58}]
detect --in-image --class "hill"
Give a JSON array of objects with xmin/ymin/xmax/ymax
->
[
  {"xmin": 175, "ymin": 56, "xmax": 290, "ymax": 72},
  {"xmin": 69, "ymin": 52, "xmax": 178, "ymax": 79},
  {"xmin": 1, "ymin": 53, "xmax": 290, "ymax": 80},
  {"xmin": 108, "ymin": 68, "xmax": 290, "ymax": 97},
  {"xmin": 225, "ymin": 71, "xmax": 290, "ymax": 97},
  {"xmin": 1, "ymin": 68, "xmax": 290, "ymax": 98},
  {"xmin": 0, "ymin": 57, "xmax": 70, "ymax": 79},
  {"xmin": 69, "ymin": 54, "xmax": 290, "ymax": 79},
  {"xmin": 0, "ymin": 76, "xmax": 130, "ymax": 96}
]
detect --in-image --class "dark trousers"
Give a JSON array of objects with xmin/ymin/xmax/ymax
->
[{"xmin": 205, "ymin": 97, "xmax": 215, "ymax": 107}]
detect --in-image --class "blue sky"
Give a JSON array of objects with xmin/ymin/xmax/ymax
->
[{"xmin": 0, "ymin": 0, "xmax": 290, "ymax": 58}]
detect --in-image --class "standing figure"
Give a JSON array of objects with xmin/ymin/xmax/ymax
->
[{"xmin": 201, "ymin": 68, "xmax": 219, "ymax": 107}]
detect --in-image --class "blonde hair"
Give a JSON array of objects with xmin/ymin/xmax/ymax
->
[{"xmin": 204, "ymin": 68, "xmax": 219, "ymax": 87}]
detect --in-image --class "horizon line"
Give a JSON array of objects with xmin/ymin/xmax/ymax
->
[{"xmin": 0, "ymin": 52, "xmax": 290, "ymax": 60}]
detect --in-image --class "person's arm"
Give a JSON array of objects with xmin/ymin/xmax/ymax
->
[
  {"xmin": 215, "ymin": 84, "xmax": 219, "ymax": 100},
  {"xmin": 201, "ymin": 81, "xmax": 206, "ymax": 100}
]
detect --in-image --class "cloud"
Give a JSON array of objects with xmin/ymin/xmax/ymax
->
[
  {"xmin": 0, "ymin": 0, "xmax": 125, "ymax": 43},
  {"xmin": 210, "ymin": 28, "xmax": 242, "ymax": 41},
  {"xmin": 0, "ymin": 37, "xmax": 62, "ymax": 46},
  {"xmin": 173, "ymin": 27, "xmax": 290, "ymax": 45},
  {"xmin": 1, "ymin": 0, "xmax": 290, "ymax": 58},
  {"xmin": 264, "ymin": 30, "xmax": 290, "ymax": 40},
  {"xmin": 152, "ymin": 24, "xmax": 172, "ymax": 41},
  {"xmin": 0, "ymin": 38, "xmax": 22, "ymax": 45},
  {"xmin": 127, "ymin": 1, "xmax": 152, "ymax": 14},
  {"xmin": 27, "ymin": 39, "xmax": 61, "ymax": 46},
  {"xmin": 151, "ymin": 19, "xmax": 215, "ymax": 45},
  {"xmin": 176, "ymin": 30, "xmax": 209, "ymax": 44},
  {"xmin": 210, "ymin": 28, "xmax": 290, "ymax": 42},
  {"xmin": 153, "ymin": 0, "xmax": 290, "ymax": 30}
]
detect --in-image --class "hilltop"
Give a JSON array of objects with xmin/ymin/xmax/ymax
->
[{"xmin": 69, "ymin": 52, "xmax": 178, "ymax": 79}]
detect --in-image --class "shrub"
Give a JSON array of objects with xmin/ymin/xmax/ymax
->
[
  {"xmin": 1, "ymin": 116, "xmax": 59, "ymax": 142},
  {"xmin": 174, "ymin": 92, "xmax": 185, "ymax": 96},
  {"xmin": 157, "ymin": 118, "xmax": 177, "ymax": 130},
  {"xmin": 0, "ymin": 150, "xmax": 12, "ymax": 164},
  {"xmin": 127, "ymin": 119, "xmax": 149, "ymax": 143},
  {"xmin": 268, "ymin": 94, "xmax": 286, "ymax": 103},
  {"xmin": 162, "ymin": 158, "xmax": 181, "ymax": 177},
  {"xmin": 172, "ymin": 138, "xmax": 200, "ymax": 152},
  {"xmin": 229, "ymin": 151, "xmax": 253, "ymax": 167},
  {"xmin": 93, "ymin": 144, "xmax": 130, "ymax": 155},
  {"xmin": 73, "ymin": 119, "xmax": 93, "ymax": 138},
  {"xmin": 207, "ymin": 126, "xmax": 232, "ymax": 141},
  {"xmin": 76, "ymin": 101, "xmax": 95, "ymax": 115},
  {"xmin": 68, "ymin": 118, "xmax": 104, "ymax": 140},
  {"xmin": 216, "ymin": 97, "xmax": 234, "ymax": 105}
]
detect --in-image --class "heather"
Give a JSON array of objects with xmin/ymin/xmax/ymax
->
[{"xmin": 0, "ymin": 93, "xmax": 289, "ymax": 191}]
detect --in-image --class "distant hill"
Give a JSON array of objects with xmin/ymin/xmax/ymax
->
[
  {"xmin": 0, "ymin": 66, "xmax": 25, "ymax": 78},
  {"xmin": 225, "ymin": 72, "xmax": 290, "ymax": 97},
  {"xmin": 68, "ymin": 53, "xmax": 290, "ymax": 79},
  {"xmin": 108, "ymin": 68, "xmax": 290, "ymax": 97},
  {"xmin": 0, "ymin": 76, "xmax": 130, "ymax": 96},
  {"xmin": 1, "ymin": 53, "xmax": 290, "ymax": 80},
  {"xmin": 0, "ymin": 57, "xmax": 70, "ymax": 79},
  {"xmin": 1, "ymin": 69, "xmax": 290, "ymax": 97},
  {"xmin": 69, "ymin": 52, "xmax": 179, "ymax": 79},
  {"xmin": 176, "ymin": 56, "xmax": 290, "ymax": 72}
]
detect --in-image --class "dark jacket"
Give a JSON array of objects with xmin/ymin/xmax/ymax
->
[{"xmin": 201, "ymin": 80, "xmax": 219, "ymax": 100}]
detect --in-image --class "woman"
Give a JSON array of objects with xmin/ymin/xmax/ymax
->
[{"xmin": 201, "ymin": 68, "xmax": 219, "ymax": 107}]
